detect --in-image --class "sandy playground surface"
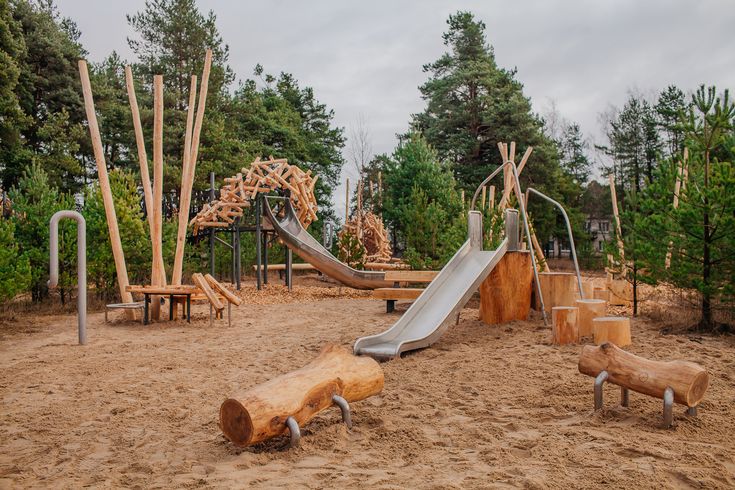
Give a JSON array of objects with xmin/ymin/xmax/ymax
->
[{"xmin": 0, "ymin": 274, "xmax": 734, "ymax": 488}]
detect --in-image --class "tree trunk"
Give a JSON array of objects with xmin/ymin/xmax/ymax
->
[
  {"xmin": 479, "ymin": 251, "xmax": 532, "ymax": 325},
  {"xmin": 576, "ymin": 299, "xmax": 607, "ymax": 338},
  {"xmin": 592, "ymin": 316, "xmax": 631, "ymax": 347},
  {"xmin": 578, "ymin": 342, "xmax": 709, "ymax": 407},
  {"xmin": 552, "ymin": 306, "xmax": 578, "ymax": 345},
  {"xmin": 220, "ymin": 345, "xmax": 384, "ymax": 447}
]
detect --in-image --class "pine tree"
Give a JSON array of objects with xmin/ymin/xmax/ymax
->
[{"xmin": 559, "ymin": 123, "xmax": 592, "ymax": 185}]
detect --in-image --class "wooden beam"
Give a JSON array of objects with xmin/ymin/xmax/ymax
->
[
  {"xmin": 172, "ymin": 75, "xmax": 198, "ymax": 285},
  {"xmin": 204, "ymin": 273, "xmax": 242, "ymax": 306},
  {"xmin": 384, "ymin": 271, "xmax": 439, "ymax": 283},
  {"xmin": 372, "ymin": 288, "xmax": 424, "ymax": 300},
  {"xmin": 192, "ymin": 272, "xmax": 224, "ymax": 311},
  {"xmin": 78, "ymin": 60, "xmax": 135, "ymax": 312}
]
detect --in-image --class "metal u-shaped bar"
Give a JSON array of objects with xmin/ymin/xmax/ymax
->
[
  {"xmin": 526, "ymin": 187, "xmax": 584, "ymax": 299},
  {"xmin": 48, "ymin": 210, "xmax": 87, "ymax": 345}
]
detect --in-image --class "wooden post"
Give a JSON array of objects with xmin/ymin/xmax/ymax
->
[
  {"xmin": 124, "ymin": 66, "xmax": 154, "ymax": 231},
  {"xmin": 479, "ymin": 251, "xmax": 533, "ymax": 324},
  {"xmin": 345, "ymin": 177, "xmax": 350, "ymax": 224},
  {"xmin": 78, "ymin": 60, "xmax": 135, "ymax": 313},
  {"xmin": 552, "ymin": 306, "xmax": 578, "ymax": 345},
  {"xmin": 480, "ymin": 186, "xmax": 487, "ymax": 210},
  {"xmin": 377, "ymin": 171, "xmax": 382, "ymax": 211},
  {"xmin": 578, "ymin": 342, "xmax": 709, "ymax": 407},
  {"xmin": 150, "ymin": 75, "xmax": 165, "ymax": 320},
  {"xmin": 220, "ymin": 344, "xmax": 384, "ymax": 447},
  {"xmin": 593, "ymin": 287, "xmax": 610, "ymax": 302},
  {"xmin": 575, "ymin": 298, "xmax": 607, "ymax": 338},
  {"xmin": 592, "ymin": 316, "xmax": 631, "ymax": 347},
  {"xmin": 488, "ymin": 185, "xmax": 495, "ymax": 211},
  {"xmin": 665, "ymin": 147, "xmax": 688, "ymax": 270},
  {"xmin": 608, "ymin": 174, "xmax": 625, "ymax": 275},
  {"xmin": 536, "ymin": 272, "xmax": 576, "ymax": 313},
  {"xmin": 172, "ymin": 75, "xmax": 198, "ymax": 285}
]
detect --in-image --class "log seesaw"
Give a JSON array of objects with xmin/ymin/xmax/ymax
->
[
  {"xmin": 578, "ymin": 342, "xmax": 709, "ymax": 427},
  {"xmin": 220, "ymin": 344, "xmax": 384, "ymax": 448}
]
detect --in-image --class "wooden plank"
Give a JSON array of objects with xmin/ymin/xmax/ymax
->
[
  {"xmin": 78, "ymin": 60, "xmax": 135, "ymax": 312},
  {"xmin": 204, "ymin": 274, "xmax": 242, "ymax": 306},
  {"xmin": 172, "ymin": 74, "xmax": 198, "ymax": 285},
  {"xmin": 384, "ymin": 271, "xmax": 439, "ymax": 282},
  {"xmin": 192, "ymin": 273, "xmax": 224, "ymax": 311},
  {"xmin": 372, "ymin": 288, "xmax": 424, "ymax": 300},
  {"xmin": 364, "ymin": 262, "xmax": 410, "ymax": 271},
  {"xmin": 127, "ymin": 285, "xmax": 198, "ymax": 295}
]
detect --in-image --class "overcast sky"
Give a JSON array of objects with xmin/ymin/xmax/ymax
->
[{"xmin": 56, "ymin": 0, "xmax": 735, "ymax": 216}]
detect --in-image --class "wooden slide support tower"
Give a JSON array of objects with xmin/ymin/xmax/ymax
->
[
  {"xmin": 78, "ymin": 61, "xmax": 135, "ymax": 317},
  {"xmin": 479, "ymin": 251, "xmax": 533, "ymax": 325},
  {"xmin": 578, "ymin": 342, "xmax": 709, "ymax": 427},
  {"xmin": 220, "ymin": 344, "xmax": 384, "ymax": 447}
]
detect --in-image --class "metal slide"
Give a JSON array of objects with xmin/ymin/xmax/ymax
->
[
  {"xmin": 262, "ymin": 197, "xmax": 392, "ymax": 289},
  {"xmin": 354, "ymin": 210, "xmax": 512, "ymax": 361}
]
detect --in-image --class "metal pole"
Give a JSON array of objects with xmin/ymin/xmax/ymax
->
[
  {"xmin": 48, "ymin": 210, "xmax": 87, "ymax": 345},
  {"xmin": 527, "ymin": 187, "xmax": 585, "ymax": 299},
  {"xmin": 263, "ymin": 232, "xmax": 269, "ymax": 285},
  {"xmin": 286, "ymin": 248, "xmax": 293, "ymax": 291},
  {"xmin": 235, "ymin": 217, "xmax": 241, "ymax": 290}
]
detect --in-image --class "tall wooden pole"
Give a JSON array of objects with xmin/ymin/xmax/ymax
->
[
  {"xmin": 172, "ymin": 49, "xmax": 212, "ymax": 285},
  {"xmin": 665, "ymin": 147, "xmax": 689, "ymax": 269},
  {"xmin": 608, "ymin": 174, "xmax": 625, "ymax": 275},
  {"xmin": 124, "ymin": 66, "xmax": 153, "ymax": 230},
  {"xmin": 150, "ymin": 75, "xmax": 165, "ymax": 320},
  {"xmin": 172, "ymin": 75, "xmax": 198, "ymax": 285},
  {"xmin": 345, "ymin": 177, "xmax": 350, "ymax": 224},
  {"xmin": 78, "ymin": 60, "xmax": 134, "ymax": 312}
]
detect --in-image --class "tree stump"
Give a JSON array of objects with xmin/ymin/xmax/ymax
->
[
  {"xmin": 535, "ymin": 272, "xmax": 577, "ymax": 313},
  {"xmin": 220, "ymin": 344, "xmax": 384, "ymax": 447},
  {"xmin": 578, "ymin": 342, "xmax": 709, "ymax": 407},
  {"xmin": 592, "ymin": 316, "xmax": 631, "ymax": 347},
  {"xmin": 576, "ymin": 299, "xmax": 607, "ymax": 338},
  {"xmin": 607, "ymin": 279, "xmax": 632, "ymax": 306},
  {"xmin": 577, "ymin": 279, "xmax": 595, "ymax": 300},
  {"xmin": 480, "ymin": 251, "xmax": 533, "ymax": 325},
  {"xmin": 552, "ymin": 306, "xmax": 578, "ymax": 345}
]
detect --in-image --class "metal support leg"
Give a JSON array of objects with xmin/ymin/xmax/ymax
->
[
  {"xmin": 209, "ymin": 304, "xmax": 213, "ymax": 328},
  {"xmin": 594, "ymin": 371, "xmax": 608, "ymax": 410},
  {"xmin": 332, "ymin": 395, "xmax": 353, "ymax": 429},
  {"xmin": 387, "ymin": 300, "xmax": 395, "ymax": 313},
  {"xmin": 663, "ymin": 387, "xmax": 674, "ymax": 427},
  {"xmin": 263, "ymin": 233, "xmax": 269, "ymax": 285},
  {"xmin": 620, "ymin": 387, "xmax": 630, "ymax": 407},
  {"xmin": 228, "ymin": 302, "xmax": 231, "ymax": 328},
  {"xmin": 285, "ymin": 416, "xmax": 300, "ymax": 448},
  {"xmin": 169, "ymin": 295, "xmax": 174, "ymax": 320},
  {"xmin": 686, "ymin": 405, "xmax": 698, "ymax": 417},
  {"xmin": 186, "ymin": 294, "xmax": 191, "ymax": 323},
  {"xmin": 286, "ymin": 248, "xmax": 293, "ymax": 291},
  {"xmin": 235, "ymin": 220, "xmax": 241, "ymax": 291},
  {"xmin": 144, "ymin": 294, "xmax": 150, "ymax": 325},
  {"xmin": 255, "ymin": 196, "xmax": 262, "ymax": 290}
]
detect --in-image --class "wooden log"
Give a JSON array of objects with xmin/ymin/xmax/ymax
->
[
  {"xmin": 592, "ymin": 316, "xmax": 631, "ymax": 347},
  {"xmin": 78, "ymin": 60, "xmax": 135, "ymax": 314},
  {"xmin": 578, "ymin": 342, "xmax": 709, "ymax": 407},
  {"xmin": 609, "ymin": 174, "xmax": 626, "ymax": 275},
  {"xmin": 552, "ymin": 306, "xmax": 578, "ymax": 345},
  {"xmin": 192, "ymin": 273, "xmax": 224, "ymax": 311},
  {"xmin": 220, "ymin": 344, "xmax": 384, "ymax": 447},
  {"xmin": 536, "ymin": 272, "xmax": 577, "ymax": 313},
  {"xmin": 479, "ymin": 251, "xmax": 533, "ymax": 325},
  {"xmin": 187, "ymin": 49, "xmax": 212, "ymax": 186},
  {"xmin": 575, "ymin": 299, "xmax": 607, "ymax": 338},
  {"xmin": 172, "ymin": 75, "xmax": 199, "ymax": 286},
  {"xmin": 607, "ymin": 278, "xmax": 632, "ymax": 306},
  {"xmin": 204, "ymin": 273, "xmax": 242, "ymax": 306}
]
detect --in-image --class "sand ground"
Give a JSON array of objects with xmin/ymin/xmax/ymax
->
[{"xmin": 0, "ymin": 275, "xmax": 733, "ymax": 489}]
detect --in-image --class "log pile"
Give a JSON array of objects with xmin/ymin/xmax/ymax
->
[
  {"xmin": 340, "ymin": 211, "xmax": 392, "ymax": 263},
  {"xmin": 190, "ymin": 157, "xmax": 319, "ymax": 235}
]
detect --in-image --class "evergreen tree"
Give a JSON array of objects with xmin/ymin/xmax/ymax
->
[
  {"xmin": 559, "ymin": 123, "xmax": 592, "ymax": 185},
  {"xmin": 655, "ymin": 85, "xmax": 688, "ymax": 159},
  {"xmin": 0, "ymin": 219, "xmax": 31, "ymax": 302},
  {"xmin": 633, "ymin": 86, "xmax": 734, "ymax": 331}
]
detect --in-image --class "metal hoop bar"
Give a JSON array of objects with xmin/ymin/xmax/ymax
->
[{"xmin": 332, "ymin": 395, "xmax": 353, "ymax": 429}]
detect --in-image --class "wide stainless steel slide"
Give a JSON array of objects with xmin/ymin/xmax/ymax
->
[
  {"xmin": 354, "ymin": 211, "xmax": 509, "ymax": 360},
  {"xmin": 263, "ymin": 197, "xmax": 392, "ymax": 289}
]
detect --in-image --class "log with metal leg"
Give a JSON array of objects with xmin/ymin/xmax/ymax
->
[{"xmin": 579, "ymin": 342, "xmax": 709, "ymax": 427}]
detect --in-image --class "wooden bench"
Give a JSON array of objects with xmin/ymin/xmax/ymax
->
[
  {"xmin": 373, "ymin": 270, "xmax": 439, "ymax": 313},
  {"xmin": 251, "ymin": 263, "xmax": 318, "ymax": 280}
]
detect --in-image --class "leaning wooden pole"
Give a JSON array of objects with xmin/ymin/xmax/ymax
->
[
  {"xmin": 124, "ymin": 66, "xmax": 154, "ymax": 230},
  {"xmin": 171, "ymin": 75, "xmax": 198, "ymax": 285},
  {"xmin": 608, "ymin": 174, "xmax": 626, "ymax": 275},
  {"xmin": 172, "ymin": 49, "xmax": 212, "ymax": 285},
  {"xmin": 665, "ymin": 147, "xmax": 688, "ymax": 270},
  {"xmin": 150, "ymin": 75, "xmax": 165, "ymax": 320},
  {"xmin": 78, "ymin": 60, "xmax": 134, "ymax": 312}
]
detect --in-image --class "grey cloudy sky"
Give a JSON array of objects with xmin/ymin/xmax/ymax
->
[{"xmin": 56, "ymin": 0, "xmax": 734, "ymax": 214}]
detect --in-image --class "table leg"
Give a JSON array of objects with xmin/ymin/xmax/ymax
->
[
  {"xmin": 186, "ymin": 295, "xmax": 191, "ymax": 323},
  {"xmin": 169, "ymin": 295, "xmax": 174, "ymax": 321},
  {"xmin": 144, "ymin": 295, "xmax": 150, "ymax": 325}
]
